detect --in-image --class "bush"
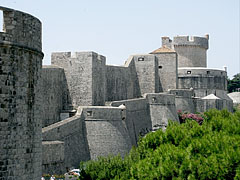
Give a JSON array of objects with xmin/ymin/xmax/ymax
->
[{"xmin": 79, "ymin": 109, "xmax": 240, "ymax": 180}]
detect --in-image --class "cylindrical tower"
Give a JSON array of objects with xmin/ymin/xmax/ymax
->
[
  {"xmin": 173, "ymin": 35, "xmax": 209, "ymax": 67},
  {"xmin": 0, "ymin": 6, "xmax": 43, "ymax": 180}
]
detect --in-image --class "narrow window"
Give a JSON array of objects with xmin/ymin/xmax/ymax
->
[
  {"xmin": 158, "ymin": 66, "xmax": 162, "ymax": 69},
  {"xmin": 0, "ymin": 10, "xmax": 3, "ymax": 32},
  {"xmin": 87, "ymin": 111, "xmax": 93, "ymax": 117},
  {"xmin": 138, "ymin": 57, "xmax": 144, "ymax": 61},
  {"xmin": 152, "ymin": 97, "xmax": 157, "ymax": 103},
  {"xmin": 187, "ymin": 71, "xmax": 191, "ymax": 74}
]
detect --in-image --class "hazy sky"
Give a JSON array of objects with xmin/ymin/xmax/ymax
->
[{"xmin": 0, "ymin": 0, "xmax": 239, "ymax": 78}]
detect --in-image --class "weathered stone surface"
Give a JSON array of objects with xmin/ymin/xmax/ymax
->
[
  {"xmin": 0, "ymin": 6, "xmax": 43, "ymax": 180},
  {"xmin": 42, "ymin": 141, "xmax": 65, "ymax": 175},
  {"xmin": 0, "ymin": 6, "xmax": 233, "ymax": 178}
]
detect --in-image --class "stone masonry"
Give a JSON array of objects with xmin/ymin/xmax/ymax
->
[
  {"xmin": 0, "ymin": 6, "xmax": 233, "ymax": 178},
  {"xmin": 0, "ymin": 6, "xmax": 43, "ymax": 180}
]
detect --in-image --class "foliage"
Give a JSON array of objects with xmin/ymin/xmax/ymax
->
[
  {"xmin": 79, "ymin": 109, "xmax": 240, "ymax": 180},
  {"xmin": 228, "ymin": 73, "xmax": 240, "ymax": 93},
  {"xmin": 177, "ymin": 110, "xmax": 205, "ymax": 125}
]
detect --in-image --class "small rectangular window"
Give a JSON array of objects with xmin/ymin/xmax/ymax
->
[
  {"xmin": 138, "ymin": 57, "xmax": 144, "ymax": 61},
  {"xmin": 87, "ymin": 111, "xmax": 93, "ymax": 117},
  {"xmin": 158, "ymin": 66, "xmax": 162, "ymax": 69},
  {"xmin": 187, "ymin": 71, "xmax": 191, "ymax": 74},
  {"xmin": 207, "ymin": 71, "xmax": 210, "ymax": 74}
]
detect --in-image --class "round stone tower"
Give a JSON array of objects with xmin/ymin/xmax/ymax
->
[
  {"xmin": 0, "ymin": 6, "xmax": 43, "ymax": 180},
  {"xmin": 172, "ymin": 35, "xmax": 209, "ymax": 67}
]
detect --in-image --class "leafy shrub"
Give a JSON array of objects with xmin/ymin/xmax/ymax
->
[
  {"xmin": 177, "ymin": 110, "xmax": 205, "ymax": 124},
  {"xmin": 79, "ymin": 109, "xmax": 240, "ymax": 180}
]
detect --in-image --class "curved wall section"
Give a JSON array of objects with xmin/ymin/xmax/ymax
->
[
  {"xmin": 0, "ymin": 7, "xmax": 43, "ymax": 180},
  {"xmin": 178, "ymin": 68, "xmax": 227, "ymax": 98}
]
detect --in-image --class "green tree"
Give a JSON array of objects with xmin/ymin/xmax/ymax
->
[
  {"xmin": 79, "ymin": 109, "xmax": 240, "ymax": 180},
  {"xmin": 228, "ymin": 73, "xmax": 240, "ymax": 93}
]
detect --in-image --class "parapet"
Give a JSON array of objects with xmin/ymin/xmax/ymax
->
[
  {"xmin": 178, "ymin": 67, "xmax": 227, "ymax": 77},
  {"xmin": 161, "ymin": 35, "xmax": 209, "ymax": 50},
  {"xmin": 0, "ymin": 6, "xmax": 42, "ymax": 52},
  {"xmin": 173, "ymin": 35, "xmax": 209, "ymax": 49}
]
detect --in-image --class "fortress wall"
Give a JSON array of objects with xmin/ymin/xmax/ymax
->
[
  {"xmin": 110, "ymin": 98, "xmax": 151, "ymax": 146},
  {"xmin": 144, "ymin": 93, "xmax": 179, "ymax": 128},
  {"xmin": 41, "ymin": 66, "xmax": 64, "ymax": 127},
  {"xmin": 194, "ymin": 97, "xmax": 232, "ymax": 112},
  {"xmin": 42, "ymin": 113, "xmax": 90, "ymax": 171},
  {"xmin": 52, "ymin": 52, "xmax": 106, "ymax": 108},
  {"xmin": 42, "ymin": 141, "xmax": 65, "ymax": 175},
  {"xmin": 51, "ymin": 52, "xmax": 73, "ymax": 110},
  {"xmin": 0, "ymin": 7, "xmax": 43, "ymax": 180},
  {"xmin": 125, "ymin": 56, "xmax": 142, "ymax": 98},
  {"xmin": 154, "ymin": 53, "xmax": 178, "ymax": 91},
  {"xmin": 133, "ymin": 54, "xmax": 160, "ymax": 95},
  {"xmin": 105, "ymin": 65, "xmax": 131, "ymax": 101},
  {"xmin": 92, "ymin": 54, "xmax": 106, "ymax": 105},
  {"xmin": 168, "ymin": 89, "xmax": 195, "ymax": 113},
  {"xmin": 178, "ymin": 68, "xmax": 227, "ymax": 97},
  {"xmin": 80, "ymin": 106, "xmax": 132, "ymax": 160},
  {"xmin": 194, "ymin": 98, "xmax": 223, "ymax": 112}
]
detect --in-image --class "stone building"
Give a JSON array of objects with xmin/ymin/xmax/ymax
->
[
  {"xmin": 0, "ymin": 6, "xmax": 233, "ymax": 178},
  {"xmin": 41, "ymin": 35, "xmax": 232, "ymax": 174}
]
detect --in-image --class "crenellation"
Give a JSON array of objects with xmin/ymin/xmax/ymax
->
[{"xmin": 0, "ymin": 6, "xmax": 234, "ymax": 179}]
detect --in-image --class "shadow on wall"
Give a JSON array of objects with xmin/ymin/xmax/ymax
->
[{"xmin": 62, "ymin": 72, "xmax": 73, "ymax": 110}]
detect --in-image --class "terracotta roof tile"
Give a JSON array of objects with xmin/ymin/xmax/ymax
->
[{"xmin": 150, "ymin": 46, "xmax": 175, "ymax": 54}]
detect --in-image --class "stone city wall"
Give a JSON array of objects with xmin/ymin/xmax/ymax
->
[
  {"xmin": 80, "ymin": 106, "xmax": 132, "ymax": 160},
  {"xmin": 41, "ymin": 66, "xmax": 64, "ymax": 127},
  {"xmin": 42, "ymin": 112, "xmax": 90, "ymax": 173},
  {"xmin": 42, "ymin": 141, "xmax": 65, "ymax": 175},
  {"xmin": 110, "ymin": 98, "xmax": 151, "ymax": 146},
  {"xmin": 105, "ymin": 65, "xmax": 132, "ymax": 101},
  {"xmin": 168, "ymin": 89, "xmax": 195, "ymax": 113}
]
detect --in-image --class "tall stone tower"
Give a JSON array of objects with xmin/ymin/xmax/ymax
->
[
  {"xmin": 0, "ymin": 7, "xmax": 43, "ymax": 180},
  {"xmin": 51, "ymin": 51, "xmax": 106, "ymax": 109},
  {"xmin": 162, "ymin": 35, "xmax": 209, "ymax": 67}
]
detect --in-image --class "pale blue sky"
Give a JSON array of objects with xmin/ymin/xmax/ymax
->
[{"xmin": 0, "ymin": 0, "xmax": 239, "ymax": 78}]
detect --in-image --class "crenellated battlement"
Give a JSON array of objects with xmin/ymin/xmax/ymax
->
[
  {"xmin": 162, "ymin": 35, "xmax": 209, "ymax": 50},
  {"xmin": 173, "ymin": 35, "xmax": 209, "ymax": 49},
  {"xmin": 0, "ymin": 6, "xmax": 42, "ymax": 52}
]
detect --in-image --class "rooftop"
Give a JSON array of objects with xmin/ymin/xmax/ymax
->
[{"xmin": 150, "ymin": 46, "xmax": 175, "ymax": 54}]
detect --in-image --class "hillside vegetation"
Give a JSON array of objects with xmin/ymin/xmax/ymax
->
[{"xmin": 79, "ymin": 109, "xmax": 240, "ymax": 180}]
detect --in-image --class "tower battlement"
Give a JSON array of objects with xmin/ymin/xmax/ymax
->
[
  {"xmin": 162, "ymin": 34, "xmax": 209, "ymax": 67},
  {"xmin": 162, "ymin": 35, "xmax": 209, "ymax": 50},
  {"xmin": 173, "ymin": 35, "xmax": 209, "ymax": 49},
  {"xmin": 0, "ymin": 6, "xmax": 43, "ymax": 52}
]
